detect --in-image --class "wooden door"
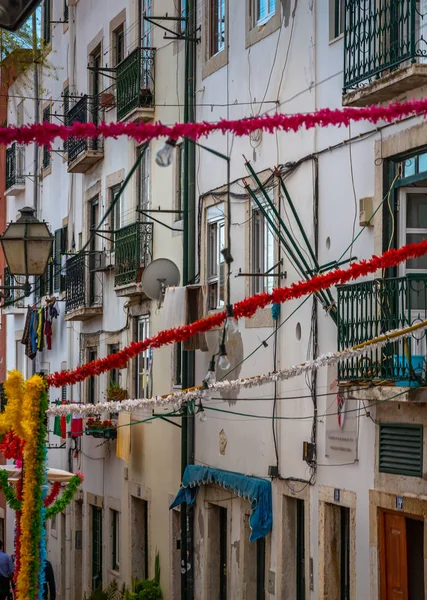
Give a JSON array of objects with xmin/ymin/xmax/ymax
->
[{"xmin": 381, "ymin": 512, "xmax": 408, "ymax": 600}]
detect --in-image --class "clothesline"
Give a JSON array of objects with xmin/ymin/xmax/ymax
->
[{"xmin": 21, "ymin": 301, "xmax": 60, "ymax": 361}]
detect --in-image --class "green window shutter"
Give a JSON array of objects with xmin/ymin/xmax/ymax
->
[
  {"xmin": 53, "ymin": 229, "xmax": 63, "ymax": 293},
  {"xmin": 379, "ymin": 423, "xmax": 423, "ymax": 477},
  {"xmin": 43, "ymin": 0, "xmax": 51, "ymax": 45}
]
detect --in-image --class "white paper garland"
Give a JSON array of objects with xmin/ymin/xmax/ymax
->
[{"xmin": 46, "ymin": 324, "xmax": 427, "ymax": 418}]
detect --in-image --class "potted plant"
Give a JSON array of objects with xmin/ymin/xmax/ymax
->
[
  {"xmin": 85, "ymin": 418, "xmax": 117, "ymax": 440},
  {"xmin": 106, "ymin": 381, "xmax": 127, "ymax": 402}
]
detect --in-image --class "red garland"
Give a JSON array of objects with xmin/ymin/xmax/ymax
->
[
  {"xmin": 47, "ymin": 239, "xmax": 427, "ymax": 389},
  {"xmin": 43, "ymin": 482, "xmax": 62, "ymax": 507},
  {"xmin": 0, "ymin": 432, "xmax": 25, "ymax": 461},
  {"xmin": 1, "ymin": 98, "xmax": 427, "ymax": 147}
]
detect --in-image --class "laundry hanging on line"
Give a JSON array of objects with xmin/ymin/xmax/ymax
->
[{"xmin": 21, "ymin": 298, "xmax": 60, "ymax": 360}]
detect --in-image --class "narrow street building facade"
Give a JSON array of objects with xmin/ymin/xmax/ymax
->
[{"xmin": 2, "ymin": 1, "xmax": 427, "ymax": 599}]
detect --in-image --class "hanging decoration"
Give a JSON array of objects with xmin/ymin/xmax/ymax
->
[
  {"xmin": 2, "ymin": 97, "xmax": 427, "ymax": 148},
  {"xmin": 0, "ymin": 372, "xmax": 84, "ymax": 600},
  {"xmin": 47, "ymin": 238, "xmax": 427, "ymax": 389},
  {"xmin": 46, "ymin": 319, "xmax": 427, "ymax": 417}
]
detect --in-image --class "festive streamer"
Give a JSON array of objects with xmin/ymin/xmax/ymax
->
[
  {"xmin": 0, "ymin": 470, "xmax": 21, "ymax": 511},
  {"xmin": 47, "ymin": 239, "xmax": 427, "ymax": 389},
  {"xmin": 0, "ymin": 431, "xmax": 25, "ymax": 461},
  {"xmin": 2, "ymin": 98, "xmax": 427, "ymax": 148},
  {"xmin": 45, "ymin": 474, "xmax": 84, "ymax": 519},
  {"xmin": 43, "ymin": 482, "xmax": 62, "ymax": 507},
  {"xmin": 14, "ymin": 478, "xmax": 23, "ymax": 586},
  {"xmin": 38, "ymin": 435, "xmax": 49, "ymax": 600},
  {"xmin": 46, "ymin": 320, "xmax": 427, "ymax": 417}
]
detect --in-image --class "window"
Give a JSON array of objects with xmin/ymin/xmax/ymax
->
[
  {"xmin": 110, "ymin": 184, "xmax": 123, "ymax": 245},
  {"xmin": 251, "ymin": 0, "xmax": 275, "ymax": 26},
  {"xmin": 92, "ymin": 506, "xmax": 103, "ymax": 590},
  {"xmin": 43, "ymin": 0, "xmax": 52, "ymax": 46},
  {"xmin": 111, "ymin": 509, "xmax": 120, "ymax": 571},
  {"xmin": 209, "ymin": 0, "xmax": 226, "ymax": 57},
  {"xmin": 207, "ymin": 504, "xmax": 227, "ymax": 599},
  {"xmin": 256, "ymin": 537, "xmax": 266, "ymax": 599},
  {"xmin": 206, "ymin": 204, "xmax": 225, "ymax": 310},
  {"xmin": 53, "ymin": 227, "xmax": 67, "ymax": 293},
  {"xmin": 379, "ymin": 423, "xmax": 423, "ymax": 477},
  {"xmin": 64, "ymin": 0, "xmax": 69, "ymax": 23},
  {"xmin": 251, "ymin": 201, "xmax": 275, "ymax": 295},
  {"xmin": 113, "ymin": 24, "xmax": 125, "ymax": 66},
  {"xmin": 140, "ymin": 0, "xmax": 152, "ymax": 48},
  {"xmin": 42, "ymin": 106, "xmax": 51, "ymax": 169},
  {"xmin": 175, "ymin": 143, "xmax": 184, "ymax": 220},
  {"xmin": 108, "ymin": 344, "xmax": 120, "ymax": 387},
  {"xmin": 329, "ymin": 0, "xmax": 344, "ymax": 40},
  {"xmin": 136, "ymin": 317, "xmax": 152, "ymax": 398},
  {"xmin": 87, "ymin": 348, "xmax": 98, "ymax": 404},
  {"xmin": 138, "ymin": 145, "xmax": 151, "ymax": 211}
]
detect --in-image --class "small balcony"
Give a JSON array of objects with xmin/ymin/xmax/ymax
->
[
  {"xmin": 67, "ymin": 95, "xmax": 104, "ymax": 173},
  {"xmin": 2, "ymin": 269, "xmax": 26, "ymax": 314},
  {"xmin": 5, "ymin": 143, "xmax": 25, "ymax": 196},
  {"xmin": 338, "ymin": 275, "xmax": 427, "ymax": 386},
  {"xmin": 65, "ymin": 252, "xmax": 103, "ymax": 321},
  {"xmin": 116, "ymin": 48, "xmax": 155, "ymax": 123},
  {"xmin": 343, "ymin": 0, "xmax": 427, "ymax": 106},
  {"xmin": 114, "ymin": 222, "xmax": 153, "ymax": 297}
]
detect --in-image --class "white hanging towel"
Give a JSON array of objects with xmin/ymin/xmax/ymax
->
[{"xmin": 162, "ymin": 287, "xmax": 186, "ymax": 329}]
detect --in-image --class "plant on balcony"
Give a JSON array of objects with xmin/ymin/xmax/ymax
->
[
  {"xmin": 106, "ymin": 381, "xmax": 127, "ymax": 402},
  {"xmin": 85, "ymin": 418, "xmax": 117, "ymax": 439}
]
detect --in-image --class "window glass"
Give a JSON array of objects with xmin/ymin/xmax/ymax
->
[
  {"xmin": 406, "ymin": 193, "xmax": 427, "ymax": 229},
  {"xmin": 406, "ymin": 233, "xmax": 427, "ymax": 269}
]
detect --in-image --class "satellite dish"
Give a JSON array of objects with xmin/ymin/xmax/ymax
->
[{"xmin": 141, "ymin": 258, "xmax": 180, "ymax": 307}]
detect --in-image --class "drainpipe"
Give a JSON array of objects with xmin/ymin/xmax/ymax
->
[
  {"xmin": 181, "ymin": 0, "xmax": 196, "ymax": 597},
  {"xmin": 32, "ymin": 10, "xmax": 39, "ymax": 216}
]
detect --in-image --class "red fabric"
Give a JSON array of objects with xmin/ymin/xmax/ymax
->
[
  {"xmin": 47, "ymin": 239, "xmax": 427, "ymax": 389},
  {"xmin": 44, "ymin": 319, "xmax": 52, "ymax": 350},
  {"xmin": 71, "ymin": 417, "xmax": 83, "ymax": 438},
  {"xmin": 60, "ymin": 415, "xmax": 66, "ymax": 439},
  {"xmin": 2, "ymin": 98, "xmax": 427, "ymax": 147}
]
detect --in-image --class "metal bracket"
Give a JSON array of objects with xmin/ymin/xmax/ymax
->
[
  {"xmin": 144, "ymin": 16, "xmax": 199, "ymax": 43},
  {"xmin": 137, "ymin": 209, "xmax": 183, "ymax": 232},
  {"xmin": 235, "ymin": 259, "xmax": 286, "ymax": 279},
  {"xmin": 87, "ymin": 65, "xmax": 117, "ymax": 81}
]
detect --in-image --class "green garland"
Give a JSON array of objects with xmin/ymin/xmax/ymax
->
[
  {"xmin": 45, "ymin": 474, "xmax": 84, "ymax": 519},
  {"xmin": 0, "ymin": 469, "xmax": 21, "ymax": 511}
]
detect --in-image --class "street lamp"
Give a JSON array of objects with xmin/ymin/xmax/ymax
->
[
  {"xmin": 0, "ymin": 207, "xmax": 54, "ymax": 296},
  {"xmin": 0, "ymin": 0, "xmax": 41, "ymax": 31}
]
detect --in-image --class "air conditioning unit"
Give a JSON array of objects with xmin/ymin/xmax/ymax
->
[{"xmin": 89, "ymin": 251, "xmax": 115, "ymax": 272}]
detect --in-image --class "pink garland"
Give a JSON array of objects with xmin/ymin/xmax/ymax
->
[
  {"xmin": 47, "ymin": 239, "xmax": 427, "ymax": 388},
  {"xmin": 1, "ymin": 99, "xmax": 427, "ymax": 147}
]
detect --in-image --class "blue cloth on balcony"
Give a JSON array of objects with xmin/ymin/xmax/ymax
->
[{"xmin": 170, "ymin": 465, "xmax": 272, "ymax": 542}]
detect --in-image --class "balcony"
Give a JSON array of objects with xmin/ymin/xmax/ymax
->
[
  {"xmin": 67, "ymin": 95, "xmax": 104, "ymax": 173},
  {"xmin": 343, "ymin": 0, "xmax": 427, "ymax": 106},
  {"xmin": 116, "ymin": 48, "xmax": 155, "ymax": 123},
  {"xmin": 114, "ymin": 222, "xmax": 153, "ymax": 297},
  {"xmin": 65, "ymin": 252, "xmax": 103, "ymax": 321},
  {"xmin": 5, "ymin": 143, "xmax": 25, "ymax": 196},
  {"xmin": 337, "ymin": 275, "xmax": 427, "ymax": 385},
  {"xmin": 2, "ymin": 269, "xmax": 26, "ymax": 315}
]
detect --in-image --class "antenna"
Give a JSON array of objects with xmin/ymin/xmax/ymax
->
[{"xmin": 141, "ymin": 258, "xmax": 180, "ymax": 308}]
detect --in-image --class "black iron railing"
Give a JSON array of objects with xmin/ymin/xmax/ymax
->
[
  {"xmin": 344, "ymin": 0, "xmax": 427, "ymax": 91},
  {"xmin": 116, "ymin": 48, "xmax": 155, "ymax": 121},
  {"xmin": 114, "ymin": 222, "xmax": 153, "ymax": 287},
  {"xmin": 65, "ymin": 252, "xmax": 103, "ymax": 313},
  {"xmin": 6, "ymin": 143, "xmax": 25, "ymax": 190},
  {"xmin": 67, "ymin": 95, "xmax": 104, "ymax": 164},
  {"xmin": 338, "ymin": 275, "xmax": 427, "ymax": 383}
]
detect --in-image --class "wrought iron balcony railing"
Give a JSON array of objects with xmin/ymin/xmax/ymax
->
[
  {"xmin": 116, "ymin": 47, "xmax": 155, "ymax": 121},
  {"xmin": 344, "ymin": 0, "xmax": 427, "ymax": 91},
  {"xmin": 337, "ymin": 275, "xmax": 427, "ymax": 383},
  {"xmin": 114, "ymin": 222, "xmax": 153, "ymax": 288},
  {"xmin": 67, "ymin": 95, "xmax": 104, "ymax": 165},
  {"xmin": 6, "ymin": 143, "xmax": 25, "ymax": 190},
  {"xmin": 65, "ymin": 252, "xmax": 103, "ymax": 314}
]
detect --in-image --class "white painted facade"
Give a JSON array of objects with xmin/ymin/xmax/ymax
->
[{"xmin": 4, "ymin": 0, "xmax": 427, "ymax": 599}]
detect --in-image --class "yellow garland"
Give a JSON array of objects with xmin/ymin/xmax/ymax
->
[
  {"xmin": 17, "ymin": 375, "xmax": 45, "ymax": 599},
  {"xmin": 1, "ymin": 371, "xmax": 27, "ymax": 439}
]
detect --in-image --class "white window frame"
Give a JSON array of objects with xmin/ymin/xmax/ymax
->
[
  {"xmin": 206, "ymin": 204, "xmax": 225, "ymax": 310},
  {"xmin": 136, "ymin": 316, "xmax": 152, "ymax": 399},
  {"xmin": 251, "ymin": 198, "xmax": 275, "ymax": 295},
  {"xmin": 253, "ymin": 0, "xmax": 276, "ymax": 27},
  {"xmin": 329, "ymin": 0, "xmax": 344, "ymax": 41},
  {"xmin": 398, "ymin": 188, "xmax": 427, "ymax": 278},
  {"xmin": 138, "ymin": 146, "xmax": 151, "ymax": 211},
  {"xmin": 209, "ymin": 0, "xmax": 226, "ymax": 57},
  {"xmin": 110, "ymin": 184, "xmax": 123, "ymax": 239}
]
